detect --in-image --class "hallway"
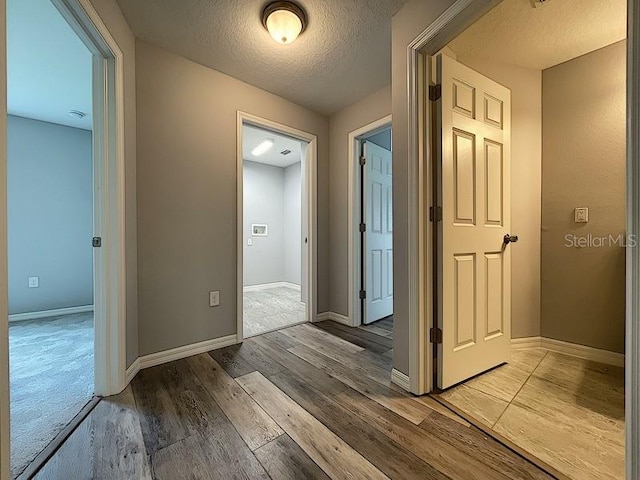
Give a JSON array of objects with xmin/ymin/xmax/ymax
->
[{"xmin": 34, "ymin": 321, "xmax": 550, "ymax": 479}]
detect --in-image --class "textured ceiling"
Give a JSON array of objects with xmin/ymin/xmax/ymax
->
[
  {"xmin": 116, "ymin": 0, "xmax": 405, "ymax": 115},
  {"xmin": 243, "ymin": 124, "xmax": 304, "ymax": 168},
  {"xmin": 8, "ymin": 0, "xmax": 92, "ymax": 130},
  {"xmin": 448, "ymin": 0, "xmax": 627, "ymax": 70}
]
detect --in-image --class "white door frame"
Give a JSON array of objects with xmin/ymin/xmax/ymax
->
[
  {"xmin": 236, "ymin": 112, "xmax": 318, "ymax": 343},
  {"xmin": 409, "ymin": 0, "xmax": 640, "ymax": 475},
  {"xmin": 51, "ymin": 0, "xmax": 127, "ymax": 398},
  {"xmin": 347, "ymin": 115, "xmax": 392, "ymax": 327},
  {"xmin": 0, "ymin": 3, "xmax": 8, "ymax": 476},
  {"xmin": 0, "ymin": 1, "xmax": 127, "ymax": 472},
  {"xmin": 404, "ymin": 0, "xmax": 502, "ymax": 396},
  {"xmin": 626, "ymin": 0, "xmax": 640, "ymax": 476}
]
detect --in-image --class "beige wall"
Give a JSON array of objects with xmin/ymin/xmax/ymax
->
[
  {"xmin": 88, "ymin": 0, "xmax": 139, "ymax": 368},
  {"xmin": 391, "ymin": 0, "xmax": 459, "ymax": 374},
  {"xmin": 135, "ymin": 41, "xmax": 330, "ymax": 356},
  {"xmin": 328, "ymin": 86, "xmax": 391, "ymax": 316},
  {"xmin": 541, "ymin": 41, "xmax": 627, "ymax": 353},
  {"xmin": 450, "ymin": 53, "xmax": 543, "ymax": 339}
]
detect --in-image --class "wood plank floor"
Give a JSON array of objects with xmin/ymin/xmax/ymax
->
[{"xmin": 33, "ymin": 321, "xmax": 552, "ymax": 479}]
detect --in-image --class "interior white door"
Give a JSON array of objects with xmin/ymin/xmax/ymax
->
[
  {"xmin": 364, "ymin": 141, "xmax": 393, "ymax": 324},
  {"xmin": 436, "ymin": 54, "xmax": 512, "ymax": 389}
]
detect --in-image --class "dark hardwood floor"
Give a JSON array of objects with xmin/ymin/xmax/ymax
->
[{"xmin": 32, "ymin": 320, "xmax": 552, "ymax": 479}]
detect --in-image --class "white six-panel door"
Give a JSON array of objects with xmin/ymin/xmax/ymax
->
[
  {"xmin": 364, "ymin": 141, "xmax": 394, "ymax": 324},
  {"xmin": 436, "ymin": 54, "xmax": 512, "ymax": 389}
]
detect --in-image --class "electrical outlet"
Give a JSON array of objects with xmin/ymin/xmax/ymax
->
[
  {"xmin": 28, "ymin": 276, "xmax": 39, "ymax": 288},
  {"xmin": 209, "ymin": 291, "xmax": 220, "ymax": 307},
  {"xmin": 574, "ymin": 207, "xmax": 589, "ymax": 223}
]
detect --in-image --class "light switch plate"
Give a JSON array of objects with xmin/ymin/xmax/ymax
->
[
  {"xmin": 247, "ymin": 238, "xmax": 253, "ymax": 246},
  {"xmin": 28, "ymin": 276, "xmax": 39, "ymax": 288},
  {"xmin": 575, "ymin": 207, "xmax": 589, "ymax": 223},
  {"xmin": 209, "ymin": 291, "xmax": 220, "ymax": 307}
]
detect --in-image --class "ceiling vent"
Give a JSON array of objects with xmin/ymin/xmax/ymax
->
[{"xmin": 280, "ymin": 149, "xmax": 292, "ymax": 156}]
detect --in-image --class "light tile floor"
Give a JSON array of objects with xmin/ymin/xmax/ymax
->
[
  {"xmin": 436, "ymin": 349, "xmax": 625, "ymax": 480},
  {"xmin": 243, "ymin": 285, "xmax": 306, "ymax": 338}
]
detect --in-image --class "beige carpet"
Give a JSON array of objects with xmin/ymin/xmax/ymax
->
[{"xmin": 9, "ymin": 312, "xmax": 94, "ymax": 478}]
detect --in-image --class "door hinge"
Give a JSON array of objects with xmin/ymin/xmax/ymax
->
[
  {"xmin": 359, "ymin": 156, "xmax": 367, "ymax": 166},
  {"xmin": 359, "ymin": 223, "xmax": 366, "ymax": 233},
  {"xmin": 430, "ymin": 327, "xmax": 443, "ymax": 344},
  {"xmin": 429, "ymin": 206, "xmax": 442, "ymax": 222},
  {"xmin": 429, "ymin": 84, "xmax": 442, "ymax": 101},
  {"xmin": 359, "ymin": 290, "xmax": 366, "ymax": 300},
  {"xmin": 92, "ymin": 237, "xmax": 102, "ymax": 248}
]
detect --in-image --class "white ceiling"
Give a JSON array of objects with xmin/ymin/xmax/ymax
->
[
  {"xmin": 243, "ymin": 124, "xmax": 304, "ymax": 168},
  {"xmin": 448, "ymin": 0, "xmax": 627, "ymax": 70},
  {"xmin": 116, "ymin": 0, "xmax": 405, "ymax": 115},
  {"xmin": 7, "ymin": 0, "xmax": 93, "ymax": 130}
]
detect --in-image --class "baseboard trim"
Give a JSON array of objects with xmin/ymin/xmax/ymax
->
[
  {"xmin": 125, "ymin": 358, "xmax": 141, "ymax": 386},
  {"xmin": 316, "ymin": 311, "xmax": 351, "ymax": 326},
  {"xmin": 512, "ymin": 336, "xmax": 624, "ymax": 367},
  {"xmin": 511, "ymin": 336, "xmax": 542, "ymax": 350},
  {"xmin": 9, "ymin": 305, "xmax": 94, "ymax": 323},
  {"xmin": 243, "ymin": 282, "xmax": 301, "ymax": 292},
  {"xmin": 541, "ymin": 337, "xmax": 624, "ymax": 367},
  {"xmin": 391, "ymin": 369, "xmax": 411, "ymax": 392},
  {"xmin": 138, "ymin": 334, "xmax": 238, "ymax": 371}
]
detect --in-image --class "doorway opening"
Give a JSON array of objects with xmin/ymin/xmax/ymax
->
[
  {"xmin": 348, "ymin": 116, "xmax": 393, "ymax": 337},
  {"xmin": 421, "ymin": 0, "xmax": 627, "ymax": 478},
  {"xmin": 237, "ymin": 113, "xmax": 317, "ymax": 340},
  {"xmin": 7, "ymin": 0, "xmax": 94, "ymax": 476},
  {"xmin": 5, "ymin": 0, "xmax": 127, "ymax": 477}
]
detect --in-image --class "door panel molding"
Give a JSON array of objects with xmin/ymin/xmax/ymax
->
[
  {"xmin": 347, "ymin": 115, "xmax": 392, "ymax": 328},
  {"xmin": 405, "ymin": 0, "xmax": 498, "ymax": 396},
  {"xmin": 364, "ymin": 141, "xmax": 393, "ymax": 324},
  {"xmin": 437, "ymin": 53, "xmax": 512, "ymax": 390},
  {"xmin": 408, "ymin": 0, "xmax": 638, "ymax": 475}
]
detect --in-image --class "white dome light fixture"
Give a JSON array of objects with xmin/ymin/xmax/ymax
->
[{"xmin": 262, "ymin": 1, "xmax": 307, "ymax": 45}]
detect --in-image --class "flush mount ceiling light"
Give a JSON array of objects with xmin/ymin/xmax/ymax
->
[
  {"xmin": 252, "ymin": 138, "xmax": 275, "ymax": 156},
  {"xmin": 262, "ymin": 1, "xmax": 307, "ymax": 45},
  {"xmin": 68, "ymin": 110, "xmax": 86, "ymax": 119}
]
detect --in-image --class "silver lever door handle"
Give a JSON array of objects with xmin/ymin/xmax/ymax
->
[{"xmin": 503, "ymin": 234, "xmax": 519, "ymax": 244}]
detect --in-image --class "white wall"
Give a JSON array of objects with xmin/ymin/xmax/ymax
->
[
  {"xmin": 243, "ymin": 160, "xmax": 285, "ymax": 286},
  {"xmin": 366, "ymin": 129, "xmax": 392, "ymax": 150},
  {"xmin": 284, "ymin": 162, "xmax": 302, "ymax": 285},
  {"xmin": 243, "ymin": 160, "xmax": 302, "ymax": 287},
  {"xmin": 7, "ymin": 115, "xmax": 93, "ymax": 315}
]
